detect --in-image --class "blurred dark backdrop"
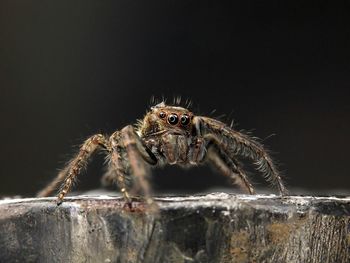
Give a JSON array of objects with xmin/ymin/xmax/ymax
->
[{"xmin": 1, "ymin": 1, "xmax": 349, "ymax": 197}]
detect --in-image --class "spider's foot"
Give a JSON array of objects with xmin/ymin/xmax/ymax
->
[{"xmin": 56, "ymin": 193, "xmax": 64, "ymax": 206}]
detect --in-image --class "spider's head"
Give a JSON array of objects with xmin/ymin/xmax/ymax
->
[{"xmin": 139, "ymin": 102, "xmax": 194, "ymax": 137}]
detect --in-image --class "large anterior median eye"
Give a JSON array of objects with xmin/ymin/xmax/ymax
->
[
  {"xmin": 180, "ymin": 114, "xmax": 190, "ymax": 125},
  {"xmin": 167, "ymin": 113, "xmax": 178, "ymax": 125}
]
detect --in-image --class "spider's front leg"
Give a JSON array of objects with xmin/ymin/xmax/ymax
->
[
  {"xmin": 37, "ymin": 134, "xmax": 110, "ymax": 205},
  {"xmin": 109, "ymin": 125, "xmax": 157, "ymax": 207},
  {"xmin": 106, "ymin": 131, "xmax": 132, "ymax": 204}
]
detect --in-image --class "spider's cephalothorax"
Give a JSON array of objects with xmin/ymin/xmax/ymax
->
[
  {"xmin": 137, "ymin": 102, "xmax": 199, "ymax": 166},
  {"xmin": 37, "ymin": 101, "xmax": 287, "ymax": 205}
]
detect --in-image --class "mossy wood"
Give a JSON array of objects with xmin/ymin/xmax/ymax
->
[{"xmin": 0, "ymin": 193, "xmax": 349, "ymax": 263}]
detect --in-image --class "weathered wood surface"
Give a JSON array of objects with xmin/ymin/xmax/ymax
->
[{"xmin": 0, "ymin": 193, "xmax": 349, "ymax": 263}]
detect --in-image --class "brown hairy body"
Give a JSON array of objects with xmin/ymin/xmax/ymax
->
[{"xmin": 37, "ymin": 101, "xmax": 287, "ymax": 206}]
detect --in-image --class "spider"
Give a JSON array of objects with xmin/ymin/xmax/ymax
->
[{"xmin": 37, "ymin": 101, "xmax": 287, "ymax": 206}]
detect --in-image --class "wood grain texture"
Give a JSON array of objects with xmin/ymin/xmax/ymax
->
[{"xmin": 0, "ymin": 193, "xmax": 349, "ymax": 263}]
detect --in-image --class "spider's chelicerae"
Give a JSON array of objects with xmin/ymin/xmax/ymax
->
[{"xmin": 38, "ymin": 101, "xmax": 287, "ymax": 205}]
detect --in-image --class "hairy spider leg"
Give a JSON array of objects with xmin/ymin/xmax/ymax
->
[
  {"xmin": 120, "ymin": 125, "xmax": 157, "ymax": 205},
  {"xmin": 100, "ymin": 168, "xmax": 115, "ymax": 187},
  {"xmin": 37, "ymin": 134, "xmax": 110, "ymax": 204},
  {"xmin": 36, "ymin": 166, "xmax": 70, "ymax": 198},
  {"xmin": 206, "ymin": 147, "xmax": 255, "ymax": 194},
  {"xmin": 197, "ymin": 116, "xmax": 287, "ymax": 195},
  {"xmin": 106, "ymin": 131, "xmax": 133, "ymax": 204}
]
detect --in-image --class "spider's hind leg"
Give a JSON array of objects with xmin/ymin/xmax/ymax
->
[
  {"xmin": 37, "ymin": 134, "xmax": 110, "ymax": 205},
  {"xmin": 206, "ymin": 146, "xmax": 255, "ymax": 195},
  {"xmin": 197, "ymin": 116, "xmax": 287, "ymax": 195}
]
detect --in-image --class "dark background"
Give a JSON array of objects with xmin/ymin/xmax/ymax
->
[{"xmin": 1, "ymin": 1, "xmax": 349, "ymax": 197}]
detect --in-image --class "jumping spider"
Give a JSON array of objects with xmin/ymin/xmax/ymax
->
[{"xmin": 37, "ymin": 101, "xmax": 287, "ymax": 205}]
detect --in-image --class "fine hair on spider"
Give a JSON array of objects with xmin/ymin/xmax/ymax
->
[{"xmin": 37, "ymin": 100, "xmax": 287, "ymax": 207}]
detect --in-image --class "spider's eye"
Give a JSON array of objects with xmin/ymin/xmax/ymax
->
[
  {"xmin": 180, "ymin": 114, "xmax": 190, "ymax": 126},
  {"xmin": 167, "ymin": 113, "xmax": 178, "ymax": 125},
  {"xmin": 159, "ymin": 111, "xmax": 166, "ymax": 118}
]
